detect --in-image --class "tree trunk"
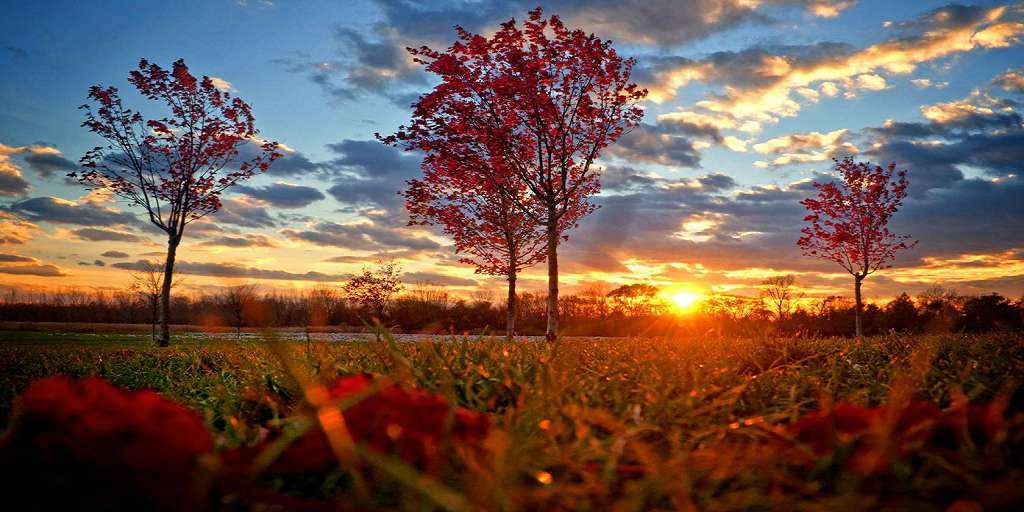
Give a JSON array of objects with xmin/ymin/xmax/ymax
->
[
  {"xmin": 150, "ymin": 298, "xmax": 157, "ymax": 343},
  {"xmin": 853, "ymin": 275, "xmax": 864, "ymax": 338},
  {"xmin": 545, "ymin": 210, "xmax": 559, "ymax": 342},
  {"xmin": 157, "ymin": 236, "xmax": 179, "ymax": 347},
  {"xmin": 506, "ymin": 271, "xmax": 517, "ymax": 343}
]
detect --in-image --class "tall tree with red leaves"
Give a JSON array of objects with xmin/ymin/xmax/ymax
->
[
  {"xmin": 404, "ymin": 155, "xmax": 547, "ymax": 341},
  {"xmin": 798, "ymin": 157, "xmax": 917, "ymax": 337},
  {"xmin": 71, "ymin": 59, "xmax": 280, "ymax": 346},
  {"xmin": 384, "ymin": 8, "xmax": 646, "ymax": 340}
]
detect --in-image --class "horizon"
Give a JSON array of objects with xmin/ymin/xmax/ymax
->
[{"xmin": 1, "ymin": 0, "xmax": 1022, "ymax": 304}]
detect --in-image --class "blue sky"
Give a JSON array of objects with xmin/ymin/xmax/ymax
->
[{"xmin": 1, "ymin": 0, "xmax": 1022, "ymax": 302}]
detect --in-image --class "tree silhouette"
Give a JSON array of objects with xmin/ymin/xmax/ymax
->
[
  {"xmin": 798, "ymin": 157, "xmax": 916, "ymax": 337},
  {"xmin": 759, "ymin": 275, "xmax": 801, "ymax": 321},
  {"xmin": 384, "ymin": 8, "xmax": 646, "ymax": 340},
  {"xmin": 71, "ymin": 59, "xmax": 280, "ymax": 346}
]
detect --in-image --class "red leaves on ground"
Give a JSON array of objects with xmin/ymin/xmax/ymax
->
[
  {"xmin": 236, "ymin": 374, "xmax": 491, "ymax": 475},
  {"xmin": 781, "ymin": 398, "xmax": 1016, "ymax": 476},
  {"xmin": 0, "ymin": 376, "xmax": 215, "ymax": 511}
]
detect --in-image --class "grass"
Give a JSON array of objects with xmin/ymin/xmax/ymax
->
[{"xmin": 2, "ymin": 330, "xmax": 1022, "ymax": 510}]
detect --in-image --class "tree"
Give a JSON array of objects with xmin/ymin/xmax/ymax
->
[
  {"xmin": 759, "ymin": 274, "xmax": 801, "ymax": 321},
  {"xmin": 344, "ymin": 261, "xmax": 404, "ymax": 324},
  {"xmin": 221, "ymin": 284, "xmax": 259, "ymax": 337},
  {"xmin": 797, "ymin": 157, "xmax": 916, "ymax": 337},
  {"xmin": 607, "ymin": 284, "xmax": 661, "ymax": 317},
  {"xmin": 128, "ymin": 261, "xmax": 177, "ymax": 343},
  {"xmin": 404, "ymin": 167, "xmax": 546, "ymax": 342},
  {"xmin": 384, "ymin": 8, "xmax": 646, "ymax": 340},
  {"xmin": 71, "ymin": 59, "xmax": 280, "ymax": 346}
]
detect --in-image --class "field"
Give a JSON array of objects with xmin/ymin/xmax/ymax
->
[{"xmin": 2, "ymin": 330, "xmax": 1023, "ymax": 511}]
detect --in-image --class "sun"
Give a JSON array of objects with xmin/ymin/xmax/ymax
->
[{"xmin": 671, "ymin": 291, "xmax": 702, "ymax": 313}]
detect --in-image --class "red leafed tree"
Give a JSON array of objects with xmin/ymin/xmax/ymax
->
[
  {"xmin": 798, "ymin": 157, "xmax": 917, "ymax": 337},
  {"xmin": 404, "ymin": 154, "xmax": 547, "ymax": 341},
  {"xmin": 344, "ymin": 260, "xmax": 404, "ymax": 323},
  {"xmin": 71, "ymin": 59, "xmax": 280, "ymax": 347},
  {"xmin": 384, "ymin": 8, "xmax": 646, "ymax": 341}
]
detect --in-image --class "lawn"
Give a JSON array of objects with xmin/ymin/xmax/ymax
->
[{"xmin": 2, "ymin": 331, "xmax": 1022, "ymax": 511}]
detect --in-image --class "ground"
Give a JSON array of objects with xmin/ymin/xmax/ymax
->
[{"xmin": 1, "ymin": 330, "xmax": 1023, "ymax": 510}]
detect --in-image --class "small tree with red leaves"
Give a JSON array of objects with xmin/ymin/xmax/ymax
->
[
  {"xmin": 798, "ymin": 157, "xmax": 917, "ymax": 337},
  {"xmin": 404, "ymin": 156, "xmax": 546, "ymax": 342},
  {"xmin": 384, "ymin": 8, "xmax": 646, "ymax": 341},
  {"xmin": 71, "ymin": 59, "xmax": 279, "ymax": 346},
  {"xmin": 344, "ymin": 260, "xmax": 404, "ymax": 326}
]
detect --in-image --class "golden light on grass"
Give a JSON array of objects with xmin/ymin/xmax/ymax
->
[{"xmin": 671, "ymin": 291, "xmax": 703, "ymax": 314}]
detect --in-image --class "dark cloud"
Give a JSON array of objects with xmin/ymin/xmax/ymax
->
[
  {"xmin": 101, "ymin": 250, "xmax": 130, "ymax": 258},
  {"xmin": 0, "ymin": 253, "xmax": 36, "ymax": 263},
  {"xmin": 324, "ymin": 139, "xmax": 420, "ymax": 214},
  {"xmin": 235, "ymin": 182, "xmax": 326, "ymax": 208},
  {"xmin": 24, "ymin": 152, "xmax": 76, "ymax": 178},
  {"xmin": 8, "ymin": 197, "xmax": 139, "ymax": 227},
  {"xmin": 608, "ymin": 123, "xmax": 706, "ymax": 168},
  {"xmin": 112, "ymin": 260, "xmax": 349, "ymax": 282},
  {"xmin": 403, "ymin": 271, "xmax": 476, "ymax": 287},
  {"xmin": 79, "ymin": 260, "xmax": 105, "ymax": 267},
  {"xmin": 282, "ymin": 220, "xmax": 440, "ymax": 251},
  {"xmin": 195, "ymin": 234, "xmax": 279, "ymax": 248},
  {"xmin": 0, "ymin": 264, "xmax": 65, "ymax": 277},
  {"xmin": 0, "ymin": 167, "xmax": 30, "ymax": 196},
  {"xmin": 72, "ymin": 227, "xmax": 147, "ymax": 242},
  {"xmin": 210, "ymin": 198, "xmax": 278, "ymax": 228}
]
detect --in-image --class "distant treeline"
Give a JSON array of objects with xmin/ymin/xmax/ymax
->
[{"xmin": 1, "ymin": 284, "xmax": 1021, "ymax": 337}]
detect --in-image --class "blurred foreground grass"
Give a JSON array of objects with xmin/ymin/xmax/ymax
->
[{"xmin": 2, "ymin": 331, "xmax": 1022, "ymax": 510}]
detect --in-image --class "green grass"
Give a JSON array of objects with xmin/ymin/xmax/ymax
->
[{"xmin": 2, "ymin": 330, "xmax": 1022, "ymax": 510}]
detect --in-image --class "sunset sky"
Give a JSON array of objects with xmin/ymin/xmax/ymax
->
[{"xmin": 1, "ymin": 0, "xmax": 1022, "ymax": 303}]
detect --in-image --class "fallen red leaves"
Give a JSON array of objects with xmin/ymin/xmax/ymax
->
[{"xmin": 0, "ymin": 376, "xmax": 215, "ymax": 511}]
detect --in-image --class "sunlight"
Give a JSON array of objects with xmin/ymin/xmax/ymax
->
[{"xmin": 671, "ymin": 291, "xmax": 703, "ymax": 314}]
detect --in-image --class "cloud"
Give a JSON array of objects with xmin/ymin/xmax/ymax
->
[
  {"xmin": 235, "ymin": 182, "xmax": 326, "ymax": 208},
  {"xmin": 112, "ymin": 259, "xmax": 350, "ymax": 282},
  {"xmin": 0, "ymin": 253, "xmax": 36, "ymax": 263},
  {"xmin": 101, "ymin": 250, "xmax": 130, "ymax": 258},
  {"xmin": 0, "ymin": 143, "xmax": 31, "ymax": 196},
  {"xmin": 0, "ymin": 264, "xmax": 66, "ymax": 277},
  {"xmin": 752, "ymin": 128, "xmax": 859, "ymax": 167},
  {"xmin": 0, "ymin": 211, "xmax": 39, "ymax": 245},
  {"xmin": 209, "ymin": 77, "xmax": 234, "ymax": 91},
  {"xmin": 608, "ymin": 123, "xmax": 706, "ymax": 167},
  {"xmin": 324, "ymin": 139, "xmax": 420, "ymax": 214},
  {"xmin": 23, "ymin": 146, "xmax": 76, "ymax": 178},
  {"xmin": 7, "ymin": 196, "xmax": 140, "ymax": 227},
  {"xmin": 646, "ymin": 4, "xmax": 1024, "ymax": 131},
  {"xmin": 282, "ymin": 220, "xmax": 440, "ymax": 252},
  {"xmin": 72, "ymin": 227, "xmax": 147, "ymax": 242},
  {"xmin": 210, "ymin": 197, "xmax": 278, "ymax": 228},
  {"xmin": 195, "ymin": 234, "xmax": 280, "ymax": 248},
  {"xmin": 992, "ymin": 67, "xmax": 1024, "ymax": 93},
  {"xmin": 403, "ymin": 271, "xmax": 476, "ymax": 287}
]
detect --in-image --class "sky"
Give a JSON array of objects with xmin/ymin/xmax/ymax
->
[{"xmin": 0, "ymin": 0, "xmax": 1022, "ymax": 304}]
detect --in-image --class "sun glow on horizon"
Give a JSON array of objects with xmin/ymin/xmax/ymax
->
[{"xmin": 671, "ymin": 291, "xmax": 703, "ymax": 314}]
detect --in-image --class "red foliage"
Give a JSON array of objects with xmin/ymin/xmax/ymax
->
[
  {"xmin": 382, "ymin": 8, "xmax": 646, "ymax": 339},
  {"xmin": 782, "ymin": 399, "xmax": 1014, "ymax": 476},
  {"xmin": 72, "ymin": 58, "xmax": 280, "ymax": 237},
  {"xmin": 404, "ymin": 159, "xmax": 547, "ymax": 279},
  {"xmin": 798, "ymin": 157, "xmax": 917, "ymax": 278},
  {"xmin": 236, "ymin": 374, "xmax": 491, "ymax": 475},
  {"xmin": 0, "ymin": 376, "xmax": 214, "ymax": 511}
]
